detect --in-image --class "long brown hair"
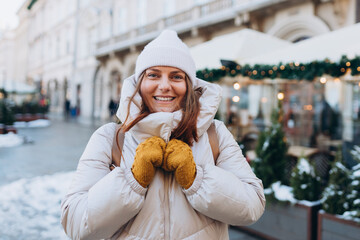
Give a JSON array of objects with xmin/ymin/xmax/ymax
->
[{"xmin": 122, "ymin": 71, "xmax": 201, "ymax": 146}]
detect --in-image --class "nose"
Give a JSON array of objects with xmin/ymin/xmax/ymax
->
[{"xmin": 158, "ymin": 76, "xmax": 171, "ymax": 91}]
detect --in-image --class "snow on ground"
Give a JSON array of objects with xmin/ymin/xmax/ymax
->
[
  {"xmin": 0, "ymin": 119, "xmax": 51, "ymax": 148},
  {"xmin": 0, "ymin": 171, "xmax": 74, "ymax": 240},
  {"xmin": 0, "ymin": 132, "xmax": 23, "ymax": 147},
  {"xmin": 14, "ymin": 119, "xmax": 51, "ymax": 128}
]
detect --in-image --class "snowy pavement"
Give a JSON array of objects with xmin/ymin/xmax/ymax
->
[{"xmin": 0, "ymin": 172, "xmax": 73, "ymax": 239}]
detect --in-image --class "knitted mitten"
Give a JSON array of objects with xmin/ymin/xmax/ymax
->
[
  {"xmin": 163, "ymin": 139, "xmax": 196, "ymax": 189},
  {"xmin": 132, "ymin": 136, "xmax": 166, "ymax": 188}
]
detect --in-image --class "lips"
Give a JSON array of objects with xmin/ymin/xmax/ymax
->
[{"xmin": 154, "ymin": 96, "xmax": 175, "ymax": 101}]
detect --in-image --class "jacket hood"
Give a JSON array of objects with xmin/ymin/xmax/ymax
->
[{"xmin": 115, "ymin": 75, "xmax": 222, "ymax": 143}]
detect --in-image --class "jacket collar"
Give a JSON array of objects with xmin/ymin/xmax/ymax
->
[{"xmin": 116, "ymin": 74, "xmax": 222, "ymax": 143}]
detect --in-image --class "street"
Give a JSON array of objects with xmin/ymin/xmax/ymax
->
[{"xmin": 0, "ymin": 116, "xmax": 262, "ymax": 239}]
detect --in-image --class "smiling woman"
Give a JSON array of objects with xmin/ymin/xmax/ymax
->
[{"xmin": 61, "ymin": 29, "xmax": 265, "ymax": 240}]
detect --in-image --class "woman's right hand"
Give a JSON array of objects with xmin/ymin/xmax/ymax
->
[{"xmin": 132, "ymin": 136, "xmax": 166, "ymax": 187}]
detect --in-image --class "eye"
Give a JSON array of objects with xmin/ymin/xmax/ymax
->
[
  {"xmin": 147, "ymin": 73, "xmax": 160, "ymax": 79},
  {"xmin": 171, "ymin": 74, "xmax": 184, "ymax": 81}
]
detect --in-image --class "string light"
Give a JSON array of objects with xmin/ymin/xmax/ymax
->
[
  {"xmin": 320, "ymin": 77, "xmax": 327, "ymax": 84},
  {"xmin": 232, "ymin": 96, "xmax": 240, "ymax": 102},
  {"xmin": 346, "ymin": 62, "xmax": 351, "ymax": 67},
  {"xmin": 303, "ymin": 105, "xmax": 313, "ymax": 111},
  {"xmin": 233, "ymin": 82, "xmax": 241, "ymax": 90},
  {"xmin": 277, "ymin": 92, "xmax": 284, "ymax": 100}
]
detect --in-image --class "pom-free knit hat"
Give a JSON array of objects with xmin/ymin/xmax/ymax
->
[{"xmin": 135, "ymin": 29, "xmax": 197, "ymax": 85}]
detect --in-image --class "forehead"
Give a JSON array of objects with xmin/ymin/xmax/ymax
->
[{"xmin": 146, "ymin": 66, "xmax": 185, "ymax": 73}]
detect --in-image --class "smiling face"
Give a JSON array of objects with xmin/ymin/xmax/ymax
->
[{"xmin": 140, "ymin": 66, "xmax": 187, "ymax": 113}]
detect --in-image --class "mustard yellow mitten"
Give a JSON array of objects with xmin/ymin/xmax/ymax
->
[
  {"xmin": 163, "ymin": 139, "xmax": 196, "ymax": 189},
  {"xmin": 132, "ymin": 136, "xmax": 166, "ymax": 188}
]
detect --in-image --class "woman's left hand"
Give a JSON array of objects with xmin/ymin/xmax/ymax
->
[{"xmin": 162, "ymin": 139, "xmax": 196, "ymax": 189}]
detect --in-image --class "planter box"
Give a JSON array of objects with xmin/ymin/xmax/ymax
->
[
  {"xmin": 317, "ymin": 211, "xmax": 360, "ymax": 240},
  {"xmin": 15, "ymin": 113, "xmax": 48, "ymax": 122},
  {"xmin": 5, "ymin": 125, "xmax": 17, "ymax": 134},
  {"xmin": 237, "ymin": 202, "xmax": 321, "ymax": 240}
]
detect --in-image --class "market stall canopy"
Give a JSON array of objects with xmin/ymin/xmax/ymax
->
[
  {"xmin": 244, "ymin": 23, "xmax": 360, "ymax": 65},
  {"xmin": 190, "ymin": 28, "xmax": 291, "ymax": 70},
  {"xmin": 1, "ymin": 81, "xmax": 37, "ymax": 94}
]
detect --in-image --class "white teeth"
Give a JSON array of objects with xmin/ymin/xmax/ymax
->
[{"xmin": 154, "ymin": 97, "xmax": 174, "ymax": 101}]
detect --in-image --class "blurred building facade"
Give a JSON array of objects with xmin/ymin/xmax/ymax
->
[{"xmin": 0, "ymin": 0, "xmax": 358, "ymax": 121}]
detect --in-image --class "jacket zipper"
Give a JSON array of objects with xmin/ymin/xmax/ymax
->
[{"xmin": 164, "ymin": 172, "xmax": 170, "ymax": 240}]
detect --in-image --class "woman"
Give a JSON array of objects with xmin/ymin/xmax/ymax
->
[{"xmin": 61, "ymin": 30, "xmax": 265, "ymax": 239}]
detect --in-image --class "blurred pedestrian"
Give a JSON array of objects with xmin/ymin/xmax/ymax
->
[
  {"xmin": 108, "ymin": 98, "xmax": 118, "ymax": 120},
  {"xmin": 64, "ymin": 99, "xmax": 70, "ymax": 120},
  {"xmin": 61, "ymin": 29, "xmax": 265, "ymax": 239}
]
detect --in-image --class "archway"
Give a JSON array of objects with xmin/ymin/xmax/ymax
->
[
  {"xmin": 267, "ymin": 15, "xmax": 330, "ymax": 42},
  {"xmin": 47, "ymin": 79, "xmax": 60, "ymax": 112}
]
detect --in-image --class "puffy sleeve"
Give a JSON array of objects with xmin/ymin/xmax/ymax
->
[
  {"xmin": 60, "ymin": 123, "xmax": 146, "ymax": 240},
  {"xmin": 183, "ymin": 120, "xmax": 265, "ymax": 226}
]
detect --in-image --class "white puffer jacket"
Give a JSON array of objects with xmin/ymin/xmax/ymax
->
[{"xmin": 61, "ymin": 76, "xmax": 265, "ymax": 240}]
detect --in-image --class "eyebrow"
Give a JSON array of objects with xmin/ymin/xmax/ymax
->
[{"xmin": 147, "ymin": 68, "xmax": 185, "ymax": 74}]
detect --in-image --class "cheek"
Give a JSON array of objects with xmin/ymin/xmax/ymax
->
[
  {"xmin": 140, "ymin": 81, "xmax": 153, "ymax": 99},
  {"xmin": 175, "ymin": 82, "xmax": 187, "ymax": 99}
]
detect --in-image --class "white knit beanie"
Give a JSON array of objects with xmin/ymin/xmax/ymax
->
[{"xmin": 135, "ymin": 29, "xmax": 197, "ymax": 85}]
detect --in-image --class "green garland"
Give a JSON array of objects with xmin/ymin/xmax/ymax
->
[
  {"xmin": 196, "ymin": 55, "xmax": 360, "ymax": 82},
  {"xmin": 27, "ymin": 0, "xmax": 38, "ymax": 10}
]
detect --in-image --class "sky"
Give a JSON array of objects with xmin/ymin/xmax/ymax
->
[{"xmin": 0, "ymin": 0, "xmax": 26, "ymax": 30}]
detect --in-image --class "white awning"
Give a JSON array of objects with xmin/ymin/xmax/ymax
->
[
  {"xmin": 190, "ymin": 28, "xmax": 291, "ymax": 70},
  {"xmin": 244, "ymin": 23, "xmax": 360, "ymax": 65},
  {"xmin": 1, "ymin": 81, "xmax": 37, "ymax": 94}
]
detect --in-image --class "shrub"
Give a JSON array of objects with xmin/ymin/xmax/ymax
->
[
  {"xmin": 290, "ymin": 157, "xmax": 322, "ymax": 201},
  {"xmin": 252, "ymin": 101, "xmax": 288, "ymax": 188},
  {"xmin": 322, "ymin": 149, "xmax": 356, "ymax": 217}
]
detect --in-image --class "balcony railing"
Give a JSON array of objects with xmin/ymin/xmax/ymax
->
[
  {"xmin": 164, "ymin": 9, "xmax": 194, "ymax": 27},
  {"xmin": 200, "ymin": 0, "xmax": 234, "ymax": 17},
  {"xmin": 96, "ymin": 0, "xmax": 273, "ymax": 56}
]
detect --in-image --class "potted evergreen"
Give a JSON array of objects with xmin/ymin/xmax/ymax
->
[
  {"xmin": 238, "ymin": 101, "xmax": 322, "ymax": 240},
  {"xmin": 0, "ymin": 89, "xmax": 16, "ymax": 134},
  {"xmin": 317, "ymin": 147, "xmax": 360, "ymax": 239}
]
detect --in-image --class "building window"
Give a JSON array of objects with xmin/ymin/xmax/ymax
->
[
  {"xmin": 56, "ymin": 34, "xmax": 60, "ymax": 58},
  {"xmin": 137, "ymin": 0, "xmax": 147, "ymax": 26},
  {"xmin": 164, "ymin": 0, "xmax": 175, "ymax": 17},
  {"xmin": 195, "ymin": 0, "xmax": 211, "ymax": 5},
  {"xmin": 116, "ymin": 8, "xmax": 127, "ymax": 33}
]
